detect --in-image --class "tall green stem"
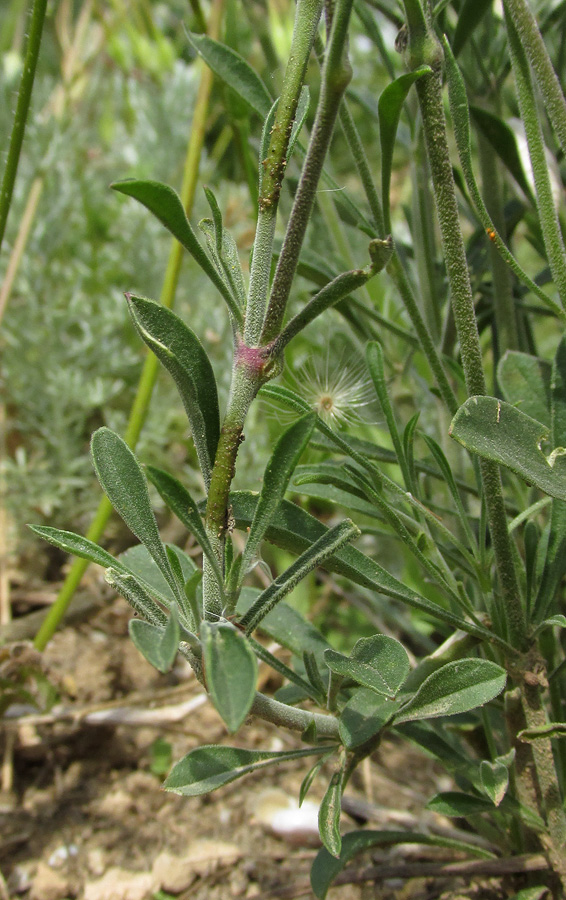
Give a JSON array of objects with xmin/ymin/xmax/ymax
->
[
  {"xmin": 244, "ymin": 0, "xmax": 324, "ymax": 345},
  {"xmin": 403, "ymin": 6, "xmax": 525, "ymax": 649},
  {"xmin": 34, "ymin": 0, "xmax": 225, "ymax": 651},
  {"xmin": 261, "ymin": 0, "xmax": 356, "ymax": 342},
  {"xmin": 505, "ymin": 8, "xmax": 566, "ymax": 313},
  {"xmin": 503, "ymin": 0, "xmax": 566, "ymax": 160},
  {"xmin": 0, "ymin": 0, "xmax": 48, "ymax": 253}
]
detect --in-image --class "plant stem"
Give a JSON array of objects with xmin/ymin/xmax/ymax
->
[
  {"xmin": 244, "ymin": 0, "xmax": 324, "ymax": 345},
  {"xmin": 260, "ymin": 0, "xmax": 356, "ymax": 343},
  {"xmin": 33, "ymin": 0, "xmax": 225, "ymax": 651},
  {"xmin": 503, "ymin": 0, "xmax": 566, "ymax": 160},
  {"xmin": 0, "ymin": 0, "xmax": 48, "ymax": 254},
  {"xmin": 404, "ymin": 7, "xmax": 525, "ymax": 648},
  {"xmin": 505, "ymin": 8, "xmax": 566, "ymax": 313},
  {"xmin": 520, "ymin": 677, "xmax": 566, "ymax": 883},
  {"xmin": 250, "ymin": 691, "xmax": 340, "ymax": 740}
]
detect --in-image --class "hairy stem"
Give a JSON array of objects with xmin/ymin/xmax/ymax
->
[
  {"xmin": 405, "ymin": 12, "xmax": 525, "ymax": 647},
  {"xmin": 503, "ymin": 0, "xmax": 566, "ymax": 159},
  {"xmin": 244, "ymin": 0, "xmax": 323, "ymax": 344},
  {"xmin": 260, "ymin": 0, "xmax": 356, "ymax": 342}
]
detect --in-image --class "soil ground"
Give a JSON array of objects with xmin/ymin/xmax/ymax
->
[{"xmin": 0, "ymin": 574, "xmax": 550, "ymax": 900}]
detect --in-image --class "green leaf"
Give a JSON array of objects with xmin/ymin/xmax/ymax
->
[
  {"xmin": 299, "ymin": 750, "xmax": 335, "ymax": 806},
  {"xmin": 229, "ymin": 492, "xmax": 501, "ymax": 645},
  {"xmin": 111, "ymin": 180, "xmax": 242, "ymax": 323},
  {"xmin": 201, "ymin": 187, "xmax": 247, "ymax": 307},
  {"xmin": 518, "ymin": 722, "xmax": 566, "ymax": 742},
  {"xmin": 509, "ymin": 889, "xmax": 549, "ymax": 900},
  {"xmin": 287, "ymin": 85, "xmax": 309, "ymax": 161},
  {"xmin": 394, "ymin": 659, "xmax": 507, "ymax": 724},
  {"xmin": 378, "ymin": 66, "xmax": 431, "ymax": 232},
  {"xmin": 426, "ymin": 791, "xmax": 495, "ymax": 817},
  {"xmin": 201, "ymin": 622, "xmax": 257, "ymax": 733},
  {"xmin": 480, "ymin": 760, "xmax": 509, "ymax": 807},
  {"xmin": 319, "ymin": 770, "xmax": 344, "ymax": 858},
  {"xmin": 164, "ymin": 745, "xmax": 331, "ymax": 796},
  {"xmin": 126, "ymin": 297, "xmax": 220, "ymax": 484},
  {"xmin": 449, "ymin": 396, "xmax": 566, "ymax": 501},
  {"xmin": 120, "ymin": 544, "xmax": 196, "ymax": 606},
  {"xmin": 497, "ymin": 351, "xmax": 551, "ymax": 426},
  {"xmin": 187, "ymin": 31, "xmax": 272, "ymax": 117},
  {"xmin": 311, "ymin": 829, "xmax": 493, "ymax": 899},
  {"xmin": 338, "ymin": 688, "xmax": 400, "ymax": 749},
  {"xmin": 129, "ymin": 604, "xmax": 180, "ymax": 673},
  {"xmin": 146, "ymin": 466, "xmax": 222, "ymax": 585},
  {"xmin": 240, "ymin": 413, "xmax": 316, "ymax": 576},
  {"xmin": 90, "ymin": 428, "xmax": 180, "ymax": 600},
  {"xmin": 470, "ymin": 106, "xmax": 534, "ymax": 202},
  {"xmin": 324, "ymin": 635, "xmax": 410, "ymax": 700},
  {"xmin": 29, "ymin": 525, "xmax": 122, "ymax": 572},
  {"xmin": 239, "ymin": 520, "xmax": 360, "ymax": 634},
  {"xmin": 105, "ymin": 568, "xmax": 168, "ymax": 627},
  {"xmin": 452, "ymin": 0, "xmax": 492, "ymax": 56}
]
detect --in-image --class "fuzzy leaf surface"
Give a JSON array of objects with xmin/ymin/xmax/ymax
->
[
  {"xmin": 449, "ymin": 396, "xmax": 566, "ymax": 500},
  {"xmin": 201, "ymin": 622, "xmax": 257, "ymax": 733},
  {"xmin": 229, "ymin": 492, "xmax": 498, "ymax": 643},
  {"xmin": 90, "ymin": 428, "xmax": 179, "ymax": 599},
  {"xmin": 129, "ymin": 606, "xmax": 180, "ymax": 673},
  {"xmin": 426, "ymin": 791, "xmax": 495, "ymax": 817},
  {"xmin": 164, "ymin": 745, "xmax": 331, "ymax": 796},
  {"xmin": 146, "ymin": 466, "xmax": 221, "ymax": 584},
  {"xmin": 324, "ymin": 635, "xmax": 410, "ymax": 699},
  {"xmin": 394, "ymin": 659, "xmax": 506, "ymax": 723},
  {"xmin": 241, "ymin": 414, "xmax": 316, "ymax": 575},
  {"xmin": 127, "ymin": 296, "xmax": 220, "ymax": 482},
  {"xmin": 319, "ymin": 770, "xmax": 343, "ymax": 858},
  {"xmin": 187, "ymin": 31, "xmax": 272, "ymax": 116},
  {"xmin": 379, "ymin": 66, "xmax": 431, "ymax": 231},
  {"xmin": 497, "ymin": 351, "xmax": 551, "ymax": 426}
]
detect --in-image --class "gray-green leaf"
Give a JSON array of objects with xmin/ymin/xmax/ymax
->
[
  {"xmin": 378, "ymin": 66, "xmax": 431, "ymax": 231},
  {"xmin": 449, "ymin": 396, "xmax": 566, "ymax": 501},
  {"xmin": 319, "ymin": 770, "xmax": 344, "ymax": 858},
  {"xmin": 187, "ymin": 31, "xmax": 272, "ymax": 117},
  {"xmin": 127, "ymin": 296, "xmax": 220, "ymax": 483},
  {"xmin": 324, "ymin": 635, "xmax": 410, "ymax": 699},
  {"xmin": 164, "ymin": 745, "xmax": 331, "ymax": 796},
  {"xmin": 394, "ymin": 659, "xmax": 506, "ymax": 724},
  {"xmin": 480, "ymin": 759, "xmax": 509, "ymax": 807},
  {"xmin": 201, "ymin": 622, "xmax": 257, "ymax": 733},
  {"xmin": 112, "ymin": 180, "xmax": 242, "ymax": 323},
  {"xmin": 129, "ymin": 604, "xmax": 180, "ymax": 673},
  {"xmin": 90, "ymin": 428, "xmax": 179, "ymax": 601},
  {"xmin": 497, "ymin": 351, "xmax": 551, "ymax": 426},
  {"xmin": 240, "ymin": 413, "xmax": 316, "ymax": 576}
]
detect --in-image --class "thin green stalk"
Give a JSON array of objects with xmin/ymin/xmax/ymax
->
[
  {"xmin": 260, "ymin": 0, "xmax": 356, "ymax": 343},
  {"xmin": 0, "ymin": 0, "xmax": 48, "ymax": 253},
  {"xmin": 411, "ymin": 127, "xmax": 441, "ymax": 342},
  {"xmin": 476, "ymin": 133, "xmax": 519, "ymax": 356},
  {"xmin": 505, "ymin": 8, "xmax": 566, "ymax": 313},
  {"xmin": 404, "ymin": 8, "xmax": 525, "ymax": 649},
  {"xmin": 244, "ymin": 0, "xmax": 324, "ymax": 345},
  {"xmin": 33, "ymin": 0, "xmax": 225, "ymax": 651},
  {"xmin": 504, "ymin": 0, "xmax": 566, "ymax": 160}
]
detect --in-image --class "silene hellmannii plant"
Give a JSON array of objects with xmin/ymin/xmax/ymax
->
[{"xmin": 32, "ymin": 0, "xmax": 566, "ymax": 895}]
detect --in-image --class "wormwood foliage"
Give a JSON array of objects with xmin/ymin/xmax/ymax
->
[{"xmin": 32, "ymin": 0, "xmax": 566, "ymax": 893}]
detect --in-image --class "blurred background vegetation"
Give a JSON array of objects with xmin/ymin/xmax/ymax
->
[{"xmin": 3, "ymin": 0, "xmax": 566, "ymax": 650}]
